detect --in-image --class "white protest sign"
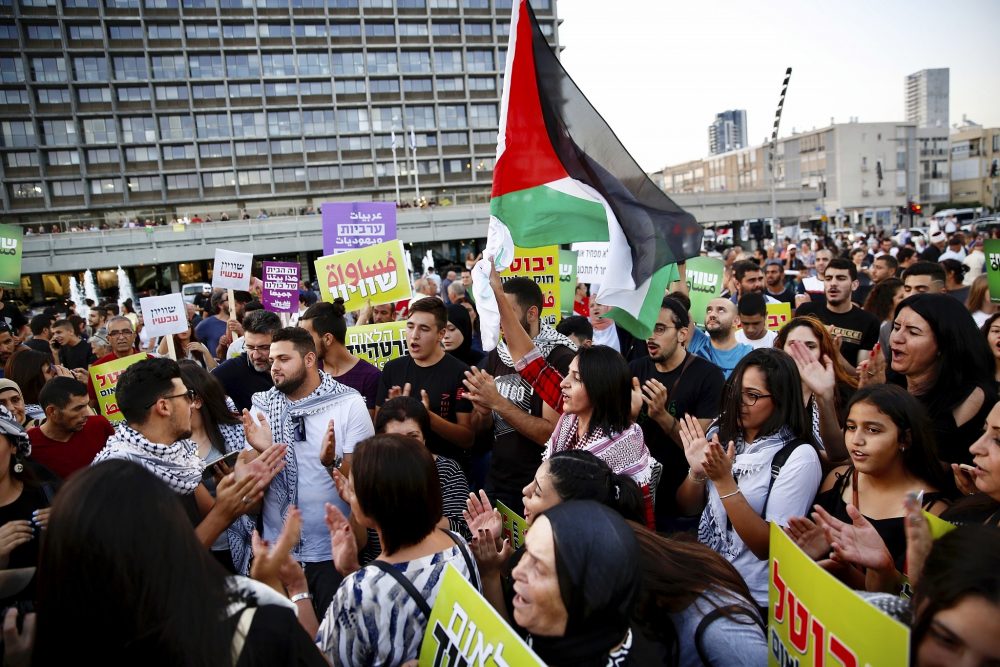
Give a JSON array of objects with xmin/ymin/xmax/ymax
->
[
  {"xmin": 571, "ymin": 241, "xmax": 609, "ymax": 283},
  {"xmin": 140, "ymin": 293, "xmax": 188, "ymax": 338},
  {"xmin": 212, "ymin": 249, "xmax": 253, "ymax": 291}
]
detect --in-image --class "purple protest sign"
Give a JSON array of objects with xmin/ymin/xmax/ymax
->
[
  {"xmin": 261, "ymin": 261, "xmax": 299, "ymax": 313},
  {"xmin": 322, "ymin": 202, "xmax": 397, "ymax": 254}
]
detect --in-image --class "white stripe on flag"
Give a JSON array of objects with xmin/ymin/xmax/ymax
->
[{"xmin": 495, "ymin": 0, "xmax": 521, "ymax": 165}]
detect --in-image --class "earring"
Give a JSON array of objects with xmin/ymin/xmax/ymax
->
[{"xmin": 13, "ymin": 461, "xmax": 23, "ymax": 473}]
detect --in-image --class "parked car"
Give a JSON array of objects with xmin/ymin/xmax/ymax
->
[{"xmin": 181, "ymin": 282, "xmax": 211, "ymax": 304}]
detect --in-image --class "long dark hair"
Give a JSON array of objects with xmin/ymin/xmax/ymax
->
[
  {"xmin": 894, "ymin": 293, "xmax": 994, "ymax": 410},
  {"xmin": 546, "ymin": 451, "xmax": 644, "ymax": 524},
  {"xmin": 911, "ymin": 525, "xmax": 1000, "ymax": 656},
  {"xmin": 171, "ymin": 323, "xmax": 202, "ymax": 363},
  {"xmin": 862, "ymin": 277, "xmax": 903, "ymax": 322},
  {"xmin": 4, "ymin": 349, "xmax": 50, "ymax": 404},
  {"xmin": 33, "ymin": 461, "xmax": 239, "ymax": 665},
  {"xmin": 717, "ymin": 348, "xmax": 814, "ymax": 446},
  {"xmin": 628, "ymin": 521, "xmax": 761, "ymax": 663},
  {"xmin": 576, "ymin": 345, "xmax": 632, "ymax": 437},
  {"xmin": 178, "ymin": 360, "xmax": 240, "ymax": 455},
  {"xmin": 846, "ymin": 384, "xmax": 954, "ymax": 496}
]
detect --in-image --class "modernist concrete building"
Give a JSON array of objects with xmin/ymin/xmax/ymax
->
[{"xmin": 0, "ymin": 0, "xmax": 559, "ymax": 226}]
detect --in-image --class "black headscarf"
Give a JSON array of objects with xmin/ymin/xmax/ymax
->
[
  {"xmin": 529, "ymin": 501, "xmax": 639, "ymax": 667},
  {"xmin": 445, "ymin": 304, "xmax": 479, "ymax": 366}
]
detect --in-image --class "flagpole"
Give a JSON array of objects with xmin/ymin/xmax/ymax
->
[
  {"xmin": 410, "ymin": 125, "xmax": 421, "ymax": 205},
  {"xmin": 391, "ymin": 129, "xmax": 401, "ymax": 204}
]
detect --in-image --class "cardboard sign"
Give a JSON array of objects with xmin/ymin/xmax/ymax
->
[
  {"xmin": 90, "ymin": 353, "xmax": 147, "ymax": 423},
  {"xmin": 0, "ymin": 224, "xmax": 23, "ymax": 288},
  {"xmin": 685, "ymin": 257, "xmax": 725, "ymax": 326},
  {"xmin": 315, "ymin": 239, "xmax": 411, "ymax": 311},
  {"xmin": 768, "ymin": 523, "xmax": 909, "ymax": 667},
  {"xmin": 496, "ymin": 500, "xmax": 527, "ymax": 550},
  {"xmin": 766, "ymin": 302, "xmax": 793, "ymax": 331},
  {"xmin": 418, "ymin": 565, "xmax": 544, "ymax": 667},
  {"xmin": 502, "ymin": 246, "xmax": 560, "ymax": 327},
  {"xmin": 262, "ymin": 261, "xmax": 300, "ymax": 313},
  {"xmin": 558, "ymin": 249, "xmax": 577, "ymax": 317},
  {"xmin": 322, "ymin": 202, "xmax": 397, "ymax": 254},
  {"xmin": 344, "ymin": 321, "xmax": 409, "ymax": 371},
  {"xmin": 571, "ymin": 241, "xmax": 609, "ymax": 284},
  {"xmin": 211, "ymin": 249, "xmax": 253, "ymax": 291},
  {"xmin": 140, "ymin": 293, "xmax": 188, "ymax": 338},
  {"xmin": 986, "ymin": 239, "xmax": 1000, "ymax": 303}
]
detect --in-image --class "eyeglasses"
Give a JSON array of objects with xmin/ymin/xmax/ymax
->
[
  {"xmin": 245, "ymin": 344, "xmax": 271, "ymax": 353},
  {"xmin": 652, "ymin": 325, "xmax": 678, "ymax": 335},
  {"xmin": 107, "ymin": 330, "xmax": 134, "ymax": 338},
  {"xmin": 741, "ymin": 390, "xmax": 773, "ymax": 407},
  {"xmin": 144, "ymin": 389, "xmax": 196, "ymax": 410}
]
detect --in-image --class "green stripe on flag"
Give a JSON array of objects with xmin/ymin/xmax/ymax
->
[
  {"xmin": 605, "ymin": 263, "xmax": 680, "ymax": 340},
  {"xmin": 490, "ymin": 183, "xmax": 609, "ymax": 248}
]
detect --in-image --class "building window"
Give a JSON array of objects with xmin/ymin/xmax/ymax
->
[
  {"xmin": 46, "ymin": 149, "xmax": 80, "ymax": 165},
  {"xmin": 4, "ymin": 152, "xmax": 38, "ymax": 168},
  {"xmin": 367, "ymin": 51, "xmax": 397, "ymax": 75},
  {"xmin": 155, "ymin": 85, "xmax": 188, "ymax": 101},
  {"xmin": 370, "ymin": 78, "xmax": 399, "ymax": 94},
  {"xmin": 399, "ymin": 22, "xmax": 428, "ymax": 36},
  {"xmin": 159, "ymin": 115, "xmax": 193, "ymax": 140},
  {"xmin": 440, "ymin": 130, "xmax": 465, "ymax": 146},
  {"xmin": 234, "ymin": 140, "xmax": 267, "ymax": 156},
  {"xmin": 301, "ymin": 110, "xmax": 334, "ymax": 135},
  {"xmin": 308, "ymin": 165, "xmax": 339, "ymax": 181},
  {"xmin": 152, "ymin": 56, "xmax": 186, "ymax": 79},
  {"xmin": 199, "ymin": 142, "xmax": 231, "ymax": 158},
  {"xmin": 403, "ymin": 77, "xmax": 432, "ymax": 92},
  {"xmin": 202, "ymin": 171, "xmax": 235, "ymax": 189},
  {"xmin": 262, "ymin": 53, "xmax": 296, "ymax": 77},
  {"xmin": 305, "ymin": 137, "xmax": 337, "ymax": 152},
  {"xmin": 0, "ymin": 58, "xmax": 25, "ymax": 84},
  {"xmin": 432, "ymin": 22, "xmax": 459, "ymax": 36},
  {"xmin": 332, "ymin": 52, "xmax": 364, "ymax": 76},
  {"xmin": 30, "ymin": 58, "xmax": 67, "ymax": 83},
  {"xmin": 404, "ymin": 105, "xmax": 435, "ymax": 129},
  {"xmin": 167, "ymin": 173, "xmax": 199, "ymax": 189},
  {"xmin": 148, "ymin": 24, "xmax": 181, "ymax": 39},
  {"xmin": 196, "ymin": 113, "xmax": 230, "ymax": 139},
  {"xmin": 399, "ymin": 50, "xmax": 431, "ymax": 73},
  {"xmin": 120, "ymin": 116, "xmax": 156, "ymax": 143},
  {"xmin": 36, "ymin": 88, "xmax": 70, "ymax": 104},
  {"xmin": 335, "ymin": 79, "xmax": 365, "ymax": 95},
  {"xmin": 86, "ymin": 147, "xmax": 118, "ymax": 164},
  {"xmin": 330, "ymin": 23, "xmax": 361, "ymax": 38},
  {"xmin": 192, "ymin": 83, "xmax": 226, "ymax": 99},
  {"xmin": 238, "ymin": 169, "xmax": 269, "ymax": 186},
  {"xmin": 186, "ymin": 23, "xmax": 219, "ymax": 39},
  {"xmin": 226, "ymin": 54, "xmax": 260, "ymax": 78},
  {"xmin": 113, "ymin": 56, "xmax": 148, "ymax": 81},
  {"xmin": 341, "ymin": 163, "xmax": 373, "ymax": 180},
  {"xmin": 468, "ymin": 76, "xmax": 495, "ymax": 91},
  {"xmin": 465, "ymin": 22, "xmax": 490, "ymax": 36},
  {"xmin": 229, "ymin": 82, "xmax": 261, "ymax": 98},
  {"xmin": 109, "ymin": 24, "xmax": 143, "ymax": 39},
  {"xmin": 232, "ymin": 112, "xmax": 266, "ymax": 138},
  {"xmin": 469, "ymin": 103, "xmax": 497, "ymax": 128},
  {"xmin": 340, "ymin": 135, "xmax": 371, "ymax": 150},
  {"xmin": 467, "ymin": 50, "xmax": 493, "ymax": 72},
  {"xmin": 77, "ymin": 87, "xmax": 111, "ymax": 103},
  {"xmin": 270, "ymin": 138, "xmax": 302, "ymax": 155},
  {"xmin": 26, "ymin": 24, "xmax": 61, "ymax": 40},
  {"xmin": 258, "ymin": 23, "xmax": 292, "ymax": 38},
  {"xmin": 472, "ymin": 129, "xmax": 494, "ymax": 144},
  {"xmin": 438, "ymin": 105, "xmax": 466, "ymax": 129},
  {"xmin": 10, "ymin": 182, "xmax": 43, "ymax": 200},
  {"xmin": 265, "ymin": 81, "xmax": 298, "ymax": 97},
  {"xmin": 83, "ymin": 118, "xmax": 116, "ymax": 143},
  {"xmin": 436, "ymin": 76, "xmax": 463, "ymax": 91},
  {"xmin": 273, "ymin": 167, "xmax": 305, "ymax": 183},
  {"xmin": 267, "ymin": 111, "xmax": 301, "ymax": 137},
  {"xmin": 42, "ymin": 119, "xmax": 77, "ymax": 145},
  {"xmin": 189, "ymin": 55, "xmax": 224, "ymax": 79},
  {"xmin": 117, "ymin": 86, "xmax": 150, "ymax": 101},
  {"xmin": 222, "ymin": 24, "xmax": 254, "ymax": 39},
  {"xmin": 128, "ymin": 176, "xmax": 160, "ymax": 192},
  {"xmin": 125, "ymin": 145, "xmax": 157, "ymax": 162},
  {"xmin": 52, "ymin": 180, "xmax": 85, "ymax": 197},
  {"xmin": 336, "ymin": 108, "xmax": 369, "ymax": 134},
  {"xmin": 297, "ymin": 52, "xmax": 330, "ymax": 76},
  {"xmin": 162, "ymin": 144, "xmax": 195, "ymax": 160},
  {"xmin": 294, "ymin": 22, "xmax": 328, "ymax": 38},
  {"xmin": 90, "ymin": 178, "xmax": 123, "ymax": 195},
  {"xmin": 370, "ymin": 106, "xmax": 400, "ymax": 132},
  {"xmin": 365, "ymin": 22, "xmax": 395, "ymax": 38},
  {"xmin": 433, "ymin": 50, "xmax": 462, "ymax": 73},
  {"xmin": 300, "ymin": 81, "xmax": 332, "ymax": 96}
]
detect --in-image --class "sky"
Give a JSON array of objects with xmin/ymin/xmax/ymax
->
[{"xmin": 556, "ymin": 0, "xmax": 1000, "ymax": 172}]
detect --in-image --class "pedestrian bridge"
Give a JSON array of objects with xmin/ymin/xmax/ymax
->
[{"xmin": 21, "ymin": 187, "xmax": 819, "ymax": 275}]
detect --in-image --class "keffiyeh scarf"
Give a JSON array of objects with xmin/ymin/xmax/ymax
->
[
  {"xmin": 697, "ymin": 424, "xmax": 798, "ymax": 560},
  {"xmin": 92, "ymin": 425, "xmax": 203, "ymax": 495},
  {"xmin": 495, "ymin": 325, "xmax": 577, "ymax": 369},
  {"xmin": 544, "ymin": 412, "xmax": 651, "ymax": 486},
  {"xmin": 231, "ymin": 372, "xmax": 357, "ymax": 570}
]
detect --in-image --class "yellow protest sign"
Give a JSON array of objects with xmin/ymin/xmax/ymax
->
[
  {"xmin": 89, "ymin": 353, "xmax": 147, "ymax": 423},
  {"xmin": 315, "ymin": 239, "xmax": 411, "ymax": 311},
  {"xmin": 766, "ymin": 302, "xmax": 793, "ymax": 331},
  {"xmin": 419, "ymin": 565, "xmax": 544, "ymax": 667},
  {"xmin": 502, "ymin": 246, "xmax": 560, "ymax": 327},
  {"xmin": 923, "ymin": 510, "xmax": 956, "ymax": 540},
  {"xmin": 344, "ymin": 321, "xmax": 409, "ymax": 371},
  {"xmin": 496, "ymin": 500, "xmax": 528, "ymax": 550},
  {"xmin": 769, "ymin": 522, "xmax": 909, "ymax": 666}
]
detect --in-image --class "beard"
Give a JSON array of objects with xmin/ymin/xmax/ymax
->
[{"xmin": 274, "ymin": 367, "xmax": 307, "ymax": 396}]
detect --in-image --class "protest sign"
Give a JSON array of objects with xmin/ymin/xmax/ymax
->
[
  {"xmin": 986, "ymin": 239, "xmax": 1000, "ymax": 303},
  {"xmin": 418, "ymin": 565, "xmax": 544, "ymax": 667},
  {"xmin": 769, "ymin": 522, "xmax": 909, "ymax": 667},
  {"xmin": 322, "ymin": 202, "xmax": 397, "ymax": 254},
  {"xmin": 766, "ymin": 302, "xmax": 792, "ymax": 331},
  {"xmin": 315, "ymin": 240, "xmax": 411, "ymax": 311},
  {"xmin": 211, "ymin": 249, "xmax": 253, "ymax": 291},
  {"xmin": 496, "ymin": 500, "xmax": 527, "ymax": 550},
  {"xmin": 262, "ymin": 261, "xmax": 300, "ymax": 313},
  {"xmin": 344, "ymin": 321, "xmax": 408, "ymax": 371},
  {"xmin": 0, "ymin": 224, "xmax": 24, "ymax": 288},
  {"xmin": 90, "ymin": 353, "xmax": 147, "ymax": 423},
  {"xmin": 502, "ymin": 246, "xmax": 560, "ymax": 327},
  {"xmin": 923, "ymin": 510, "xmax": 956, "ymax": 539},
  {"xmin": 571, "ymin": 241, "xmax": 609, "ymax": 284},
  {"xmin": 140, "ymin": 294, "xmax": 188, "ymax": 338},
  {"xmin": 558, "ymin": 249, "xmax": 577, "ymax": 317},
  {"xmin": 685, "ymin": 257, "xmax": 725, "ymax": 326}
]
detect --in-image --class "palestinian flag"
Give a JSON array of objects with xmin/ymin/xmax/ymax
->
[{"xmin": 490, "ymin": 0, "xmax": 703, "ymax": 339}]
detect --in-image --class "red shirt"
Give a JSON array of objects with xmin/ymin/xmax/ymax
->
[{"xmin": 28, "ymin": 415, "xmax": 115, "ymax": 480}]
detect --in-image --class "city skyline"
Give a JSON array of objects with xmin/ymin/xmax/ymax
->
[{"xmin": 558, "ymin": 0, "xmax": 1000, "ymax": 172}]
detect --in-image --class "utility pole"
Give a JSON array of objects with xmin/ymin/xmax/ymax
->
[{"xmin": 768, "ymin": 67, "xmax": 793, "ymax": 235}]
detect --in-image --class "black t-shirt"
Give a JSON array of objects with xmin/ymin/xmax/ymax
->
[
  {"xmin": 484, "ymin": 344, "xmax": 576, "ymax": 514},
  {"xmin": 0, "ymin": 484, "xmax": 51, "ymax": 605},
  {"xmin": 0, "ymin": 301, "xmax": 27, "ymax": 333},
  {"xmin": 376, "ymin": 353, "xmax": 472, "ymax": 462},
  {"xmin": 58, "ymin": 339, "xmax": 95, "ymax": 370},
  {"xmin": 766, "ymin": 283, "xmax": 796, "ymax": 304},
  {"xmin": 211, "ymin": 354, "xmax": 275, "ymax": 412},
  {"xmin": 794, "ymin": 303, "xmax": 880, "ymax": 366},
  {"xmin": 630, "ymin": 354, "xmax": 724, "ymax": 524}
]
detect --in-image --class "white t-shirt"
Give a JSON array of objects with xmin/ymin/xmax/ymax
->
[
  {"xmin": 254, "ymin": 392, "xmax": 374, "ymax": 562},
  {"xmin": 735, "ymin": 329, "xmax": 777, "ymax": 350},
  {"xmin": 591, "ymin": 324, "xmax": 620, "ymax": 351}
]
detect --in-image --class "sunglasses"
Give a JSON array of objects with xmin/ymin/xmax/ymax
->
[{"xmin": 144, "ymin": 389, "xmax": 196, "ymax": 410}]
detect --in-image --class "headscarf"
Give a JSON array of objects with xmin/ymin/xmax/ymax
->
[
  {"xmin": 529, "ymin": 501, "xmax": 639, "ymax": 667},
  {"xmin": 445, "ymin": 304, "xmax": 479, "ymax": 366},
  {"xmin": 0, "ymin": 404, "xmax": 30, "ymax": 458}
]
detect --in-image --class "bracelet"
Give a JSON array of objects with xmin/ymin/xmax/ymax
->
[
  {"xmin": 688, "ymin": 468, "xmax": 707, "ymax": 484},
  {"xmin": 289, "ymin": 592, "xmax": 313, "ymax": 604},
  {"xmin": 719, "ymin": 490, "xmax": 742, "ymax": 501}
]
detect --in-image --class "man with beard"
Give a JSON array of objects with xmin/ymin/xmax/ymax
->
[
  {"xmin": 795, "ymin": 257, "xmax": 880, "ymax": 367},
  {"xmin": 464, "ymin": 277, "xmax": 575, "ymax": 514},
  {"xmin": 763, "ymin": 259, "xmax": 795, "ymax": 303},
  {"xmin": 244, "ymin": 326, "xmax": 374, "ymax": 617},
  {"xmin": 212, "ymin": 310, "xmax": 280, "ymax": 411},
  {"xmin": 93, "ymin": 357, "xmax": 274, "ymax": 549},
  {"xmin": 299, "ymin": 299, "xmax": 380, "ymax": 420},
  {"xmin": 686, "ymin": 298, "xmax": 752, "ymax": 379},
  {"xmin": 29, "ymin": 377, "xmax": 114, "ymax": 478},
  {"xmin": 630, "ymin": 297, "xmax": 724, "ymax": 530},
  {"xmin": 727, "ymin": 260, "xmax": 780, "ymax": 304}
]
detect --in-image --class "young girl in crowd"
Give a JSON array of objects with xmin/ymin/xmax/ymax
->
[
  {"xmin": 676, "ymin": 348, "xmax": 822, "ymax": 611},
  {"xmin": 786, "ymin": 384, "xmax": 952, "ymax": 579},
  {"xmin": 966, "ymin": 274, "xmax": 996, "ymax": 327},
  {"xmin": 980, "ymin": 313, "xmax": 1000, "ymax": 387},
  {"xmin": 159, "ymin": 324, "xmax": 217, "ymax": 370}
]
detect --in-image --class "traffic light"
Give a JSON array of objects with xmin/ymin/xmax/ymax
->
[{"xmin": 909, "ymin": 202, "xmax": 922, "ymax": 215}]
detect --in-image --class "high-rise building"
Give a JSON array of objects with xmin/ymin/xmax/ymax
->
[
  {"xmin": 904, "ymin": 68, "xmax": 949, "ymax": 130},
  {"xmin": 708, "ymin": 109, "xmax": 747, "ymax": 155},
  {"xmin": 0, "ymin": 0, "xmax": 560, "ymax": 225}
]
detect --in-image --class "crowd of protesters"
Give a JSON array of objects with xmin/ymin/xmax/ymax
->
[{"xmin": 0, "ymin": 218, "xmax": 996, "ymax": 665}]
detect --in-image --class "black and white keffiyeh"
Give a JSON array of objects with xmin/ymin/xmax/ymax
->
[
  {"xmin": 92, "ymin": 425, "xmax": 203, "ymax": 495},
  {"xmin": 494, "ymin": 324, "xmax": 576, "ymax": 369}
]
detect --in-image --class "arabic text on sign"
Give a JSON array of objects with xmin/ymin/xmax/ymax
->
[{"xmin": 325, "ymin": 253, "xmax": 398, "ymax": 289}]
